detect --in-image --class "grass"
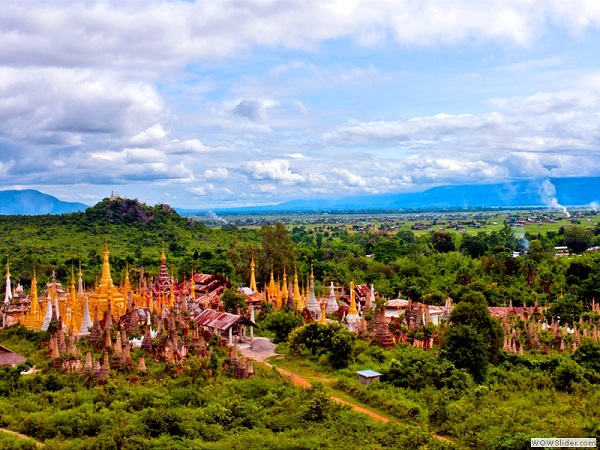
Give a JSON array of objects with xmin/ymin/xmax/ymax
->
[{"xmin": 266, "ymin": 354, "xmax": 407, "ymax": 425}]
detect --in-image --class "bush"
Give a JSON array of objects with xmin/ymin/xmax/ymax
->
[
  {"xmin": 289, "ymin": 322, "xmax": 356, "ymax": 368},
  {"xmin": 553, "ymin": 359, "xmax": 587, "ymax": 392},
  {"xmin": 261, "ymin": 310, "xmax": 303, "ymax": 343}
]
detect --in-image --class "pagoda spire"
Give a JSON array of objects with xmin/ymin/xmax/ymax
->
[
  {"xmin": 306, "ymin": 263, "xmax": 320, "ymax": 318},
  {"xmin": 41, "ymin": 295, "xmax": 53, "ymax": 331},
  {"xmin": 77, "ymin": 261, "xmax": 84, "ymax": 298},
  {"xmin": 268, "ymin": 266, "xmax": 277, "ymax": 305},
  {"xmin": 293, "ymin": 265, "xmax": 302, "ymax": 310},
  {"xmin": 348, "ymin": 280, "xmax": 359, "ymax": 315},
  {"xmin": 346, "ymin": 280, "xmax": 360, "ymax": 333},
  {"xmin": 4, "ymin": 258, "xmax": 12, "ymax": 305},
  {"xmin": 189, "ymin": 269, "xmax": 196, "ymax": 300},
  {"xmin": 319, "ymin": 300, "xmax": 327, "ymax": 325},
  {"xmin": 281, "ymin": 268, "xmax": 288, "ymax": 307},
  {"xmin": 123, "ymin": 264, "xmax": 132, "ymax": 297},
  {"xmin": 68, "ymin": 265, "xmax": 77, "ymax": 330},
  {"xmin": 325, "ymin": 281, "xmax": 338, "ymax": 314},
  {"xmin": 249, "ymin": 253, "xmax": 257, "ymax": 294},
  {"xmin": 100, "ymin": 241, "xmax": 113, "ymax": 288},
  {"xmin": 25, "ymin": 268, "xmax": 40, "ymax": 330},
  {"xmin": 78, "ymin": 295, "xmax": 92, "ymax": 335}
]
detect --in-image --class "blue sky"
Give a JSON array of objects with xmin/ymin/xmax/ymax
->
[{"xmin": 1, "ymin": 0, "xmax": 600, "ymax": 208}]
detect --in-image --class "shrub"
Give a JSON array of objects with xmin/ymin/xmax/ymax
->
[{"xmin": 553, "ymin": 359, "xmax": 587, "ymax": 392}]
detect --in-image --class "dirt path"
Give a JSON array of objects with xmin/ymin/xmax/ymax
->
[
  {"xmin": 0, "ymin": 428, "xmax": 44, "ymax": 447},
  {"xmin": 261, "ymin": 362, "xmax": 395, "ymax": 423},
  {"xmin": 258, "ymin": 358, "xmax": 454, "ymax": 445}
]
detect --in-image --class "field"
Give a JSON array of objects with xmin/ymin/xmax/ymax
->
[{"xmin": 196, "ymin": 208, "xmax": 599, "ymax": 238}]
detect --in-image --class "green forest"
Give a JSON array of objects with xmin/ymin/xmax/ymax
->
[
  {"xmin": 1, "ymin": 197, "xmax": 600, "ymax": 449},
  {"xmin": 2, "ymin": 198, "xmax": 600, "ymax": 313}
]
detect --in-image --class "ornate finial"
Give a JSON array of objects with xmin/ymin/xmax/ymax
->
[
  {"xmin": 310, "ymin": 262, "xmax": 314, "ymax": 279},
  {"xmin": 161, "ymin": 242, "xmax": 166, "ymax": 262}
]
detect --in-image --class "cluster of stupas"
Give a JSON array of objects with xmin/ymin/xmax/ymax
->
[
  {"xmin": 498, "ymin": 298, "xmax": 600, "ymax": 355},
  {"xmin": 45, "ymin": 287, "xmax": 217, "ymax": 379},
  {"xmin": 256, "ymin": 255, "xmax": 379, "ymax": 332},
  {"xmin": 1, "ymin": 243, "xmax": 230, "ymax": 335}
]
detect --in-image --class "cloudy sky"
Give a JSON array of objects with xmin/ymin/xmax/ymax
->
[{"xmin": 1, "ymin": 0, "xmax": 600, "ymax": 208}]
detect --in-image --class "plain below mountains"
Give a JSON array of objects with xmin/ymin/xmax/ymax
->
[
  {"xmin": 188, "ymin": 177, "xmax": 600, "ymax": 213},
  {"xmin": 0, "ymin": 190, "xmax": 88, "ymax": 215}
]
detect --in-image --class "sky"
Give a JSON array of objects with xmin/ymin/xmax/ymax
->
[{"xmin": 1, "ymin": 0, "xmax": 600, "ymax": 209}]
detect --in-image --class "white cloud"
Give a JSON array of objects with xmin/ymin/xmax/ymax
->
[
  {"xmin": 130, "ymin": 124, "xmax": 167, "ymax": 146},
  {"xmin": 2, "ymin": 1, "xmax": 600, "ymax": 208},
  {"xmin": 333, "ymin": 168, "xmax": 366, "ymax": 187},
  {"xmin": 204, "ymin": 168, "xmax": 229, "ymax": 179},
  {"xmin": 244, "ymin": 160, "xmax": 305, "ymax": 184}
]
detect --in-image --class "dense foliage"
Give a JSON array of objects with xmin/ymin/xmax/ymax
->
[
  {"xmin": 0, "ymin": 327, "xmax": 442, "ymax": 450},
  {"xmin": 279, "ymin": 338, "xmax": 600, "ymax": 449},
  {"xmin": 2, "ymin": 200, "xmax": 600, "ymax": 318},
  {"xmin": 2, "ymin": 202, "xmax": 600, "ymax": 448}
]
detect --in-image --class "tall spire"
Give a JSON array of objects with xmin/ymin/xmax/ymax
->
[
  {"xmin": 281, "ymin": 268, "xmax": 288, "ymax": 307},
  {"xmin": 249, "ymin": 253, "xmax": 257, "ymax": 294},
  {"xmin": 268, "ymin": 266, "xmax": 277, "ymax": 305},
  {"xmin": 100, "ymin": 241, "xmax": 113, "ymax": 288},
  {"xmin": 319, "ymin": 300, "xmax": 327, "ymax": 325},
  {"xmin": 305, "ymin": 263, "xmax": 320, "ymax": 318},
  {"xmin": 4, "ymin": 258, "xmax": 12, "ymax": 305},
  {"xmin": 325, "ymin": 281, "xmax": 338, "ymax": 314},
  {"xmin": 41, "ymin": 296, "xmax": 53, "ymax": 331},
  {"xmin": 293, "ymin": 265, "xmax": 302, "ymax": 310},
  {"xmin": 189, "ymin": 270, "xmax": 196, "ymax": 300},
  {"xmin": 77, "ymin": 261, "xmax": 84, "ymax": 298},
  {"xmin": 68, "ymin": 265, "xmax": 77, "ymax": 330},
  {"xmin": 78, "ymin": 295, "xmax": 92, "ymax": 335},
  {"xmin": 123, "ymin": 264, "xmax": 132, "ymax": 297},
  {"xmin": 25, "ymin": 269, "xmax": 40, "ymax": 330},
  {"xmin": 346, "ymin": 280, "xmax": 360, "ymax": 333},
  {"xmin": 348, "ymin": 280, "xmax": 358, "ymax": 315}
]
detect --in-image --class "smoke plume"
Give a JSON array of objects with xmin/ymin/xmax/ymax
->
[{"xmin": 538, "ymin": 179, "xmax": 570, "ymax": 218}]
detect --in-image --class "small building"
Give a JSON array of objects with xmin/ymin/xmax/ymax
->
[
  {"xmin": 356, "ymin": 369, "xmax": 381, "ymax": 385},
  {"xmin": 384, "ymin": 299, "xmax": 446, "ymax": 325},
  {"xmin": 194, "ymin": 309, "xmax": 257, "ymax": 345},
  {"xmin": 0, "ymin": 345, "xmax": 26, "ymax": 366}
]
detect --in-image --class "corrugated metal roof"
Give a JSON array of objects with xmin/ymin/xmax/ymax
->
[
  {"xmin": 385, "ymin": 299, "xmax": 408, "ymax": 308},
  {"xmin": 194, "ymin": 309, "xmax": 256, "ymax": 330},
  {"xmin": 0, "ymin": 346, "xmax": 26, "ymax": 366},
  {"xmin": 356, "ymin": 369, "xmax": 381, "ymax": 377}
]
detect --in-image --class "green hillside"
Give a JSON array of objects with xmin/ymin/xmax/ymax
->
[{"xmin": 0, "ymin": 197, "xmax": 256, "ymax": 290}]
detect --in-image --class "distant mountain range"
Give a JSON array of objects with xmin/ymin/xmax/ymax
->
[
  {"xmin": 180, "ymin": 177, "xmax": 600, "ymax": 213},
  {"xmin": 2, "ymin": 176, "xmax": 599, "ymax": 216},
  {"xmin": 0, "ymin": 190, "xmax": 88, "ymax": 215}
]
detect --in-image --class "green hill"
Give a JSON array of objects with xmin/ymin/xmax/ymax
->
[{"xmin": 0, "ymin": 197, "xmax": 251, "ymax": 290}]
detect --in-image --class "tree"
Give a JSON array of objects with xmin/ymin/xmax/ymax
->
[
  {"xmin": 262, "ymin": 310, "xmax": 303, "ymax": 343},
  {"xmin": 460, "ymin": 234, "xmax": 488, "ymax": 258},
  {"xmin": 260, "ymin": 222, "xmax": 297, "ymax": 283},
  {"xmin": 442, "ymin": 324, "xmax": 488, "ymax": 383},
  {"xmin": 552, "ymin": 358, "xmax": 586, "ymax": 392},
  {"xmin": 288, "ymin": 322, "xmax": 355, "ymax": 368},
  {"xmin": 563, "ymin": 226, "xmax": 594, "ymax": 253},
  {"xmin": 442, "ymin": 291, "xmax": 503, "ymax": 382},
  {"xmin": 548, "ymin": 294, "xmax": 583, "ymax": 327},
  {"xmin": 431, "ymin": 231, "xmax": 455, "ymax": 253},
  {"xmin": 572, "ymin": 339, "xmax": 600, "ymax": 373},
  {"xmin": 220, "ymin": 288, "xmax": 247, "ymax": 314}
]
